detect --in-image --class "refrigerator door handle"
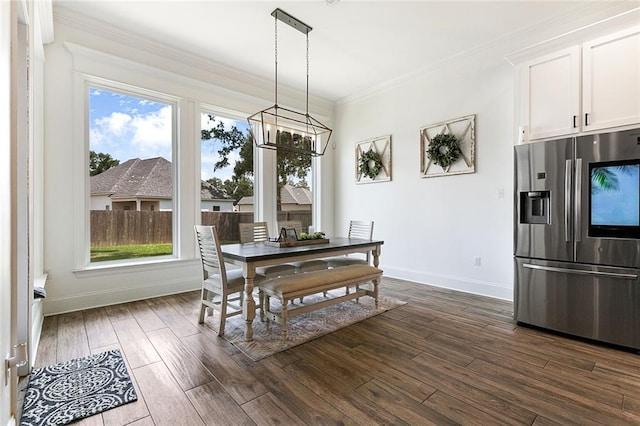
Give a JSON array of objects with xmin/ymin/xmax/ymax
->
[
  {"xmin": 565, "ymin": 159, "xmax": 572, "ymax": 242},
  {"xmin": 574, "ymin": 158, "xmax": 582, "ymax": 242},
  {"xmin": 523, "ymin": 263, "xmax": 638, "ymax": 279}
]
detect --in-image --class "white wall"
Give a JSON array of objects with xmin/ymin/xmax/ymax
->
[
  {"xmin": 332, "ymin": 6, "xmax": 640, "ymax": 301},
  {"xmin": 334, "ymin": 51, "xmax": 515, "ymax": 300},
  {"xmin": 42, "ymin": 13, "xmax": 334, "ymax": 315},
  {"xmin": 201, "ymin": 200, "xmax": 234, "ymax": 212},
  {"xmin": 90, "ymin": 195, "xmax": 110, "ymax": 211}
]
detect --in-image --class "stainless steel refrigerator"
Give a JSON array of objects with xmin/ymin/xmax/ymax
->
[{"xmin": 514, "ymin": 128, "xmax": 640, "ymax": 350}]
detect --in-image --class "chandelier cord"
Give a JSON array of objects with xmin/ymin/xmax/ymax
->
[
  {"xmin": 274, "ymin": 15, "xmax": 278, "ymax": 107},
  {"xmin": 306, "ymin": 33, "xmax": 309, "ymax": 116}
]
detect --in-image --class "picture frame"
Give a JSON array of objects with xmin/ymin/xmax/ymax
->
[
  {"xmin": 420, "ymin": 114, "xmax": 475, "ymax": 178},
  {"xmin": 280, "ymin": 227, "xmax": 298, "ymax": 242},
  {"xmin": 355, "ymin": 134, "xmax": 392, "ymax": 184}
]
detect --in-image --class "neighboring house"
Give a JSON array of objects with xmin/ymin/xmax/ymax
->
[
  {"xmin": 280, "ymin": 184, "xmax": 312, "ymax": 212},
  {"xmin": 235, "ymin": 184, "xmax": 312, "ymax": 212},
  {"xmin": 235, "ymin": 196, "xmax": 254, "ymax": 212},
  {"xmin": 90, "ymin": 157, "xmax": 234, "ymax": 212}
]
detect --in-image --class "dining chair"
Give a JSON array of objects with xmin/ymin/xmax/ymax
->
[
  {"xmin": 278, "ymin": 219, "xmax": 329, "ymax": 273},
  {"xmin": 326, "ymin": 220, "xmax": 375, "ymax": 268},
  {"xmin": 194, "ymin": 225, "xmax": 264, "ymax": 336},
  {"xmin": 238, "ymin": 221, "xmax": 297, "ymax": 278}
]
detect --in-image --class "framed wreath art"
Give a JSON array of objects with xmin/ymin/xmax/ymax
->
[
  {"xmin": 420, "ymin": 114, "xmax": 475, "ymax": 178},
  {"xmin": 355, "ymin": 135, "xmax": 391, "ymax": 184}
]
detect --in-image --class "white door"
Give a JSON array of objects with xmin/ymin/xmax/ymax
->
[{"xmin": 1, "ymin": 1, "xmax": 24, "ymax": 424}]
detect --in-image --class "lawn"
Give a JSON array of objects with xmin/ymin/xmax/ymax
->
[{"xmin": 91, "ymin": 243, "xmax": 173, "ymax": 262}]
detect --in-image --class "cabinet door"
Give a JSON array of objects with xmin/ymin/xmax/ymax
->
[
  {"xmin": 583, "ymin": 25, "xmax": 640, "ymax": 131},
  {"xmin": 523, "ymin": 46, "xmax": 580, "ymax": 140}
]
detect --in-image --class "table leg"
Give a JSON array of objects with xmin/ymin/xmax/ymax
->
[
  {"xmin": 242, "ymin": 264, "xmax": 256, "ymax": 341},
  {"xmin": 372, "ymin": 244, "xmax": 381, "ymax": 268}
]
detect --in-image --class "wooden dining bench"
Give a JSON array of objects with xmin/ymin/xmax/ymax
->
[{"xmin": 258, "ymin": 264, "xmax": 382, "ymax": 339}]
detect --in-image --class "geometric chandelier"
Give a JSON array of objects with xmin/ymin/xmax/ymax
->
[{"xmin": 247, "ymin": 8, "xmax": 332, "ymax": 157}]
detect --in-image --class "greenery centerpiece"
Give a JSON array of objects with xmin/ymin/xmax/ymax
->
[{"xmin": 298, "ymin": 231, "xmax": 326, "ymax": 240}]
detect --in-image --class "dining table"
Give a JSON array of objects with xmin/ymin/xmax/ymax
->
[{"xmin": 220, "ymin": 237, "xmax": 384, "ymax": 341}]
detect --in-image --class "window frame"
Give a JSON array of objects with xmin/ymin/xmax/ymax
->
[
  {"xmin": 198, "ymin": 105, "xmax": 258, "ymax": 219},
  {"xmin": 78, "ymin": 76, "xmax": 180, "ymax": 270}
]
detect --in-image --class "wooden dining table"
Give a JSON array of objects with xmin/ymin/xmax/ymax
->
[{"xmin": 220, "ymin": 237, "xmax": 384, "ymax": 341}]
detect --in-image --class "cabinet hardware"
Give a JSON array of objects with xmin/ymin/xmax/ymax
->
[
  {"xmin": 585, "ymin": 113, "xmax": 589, "ymax": 126},
  {"xmin": 573, "ymin": 115, "xmax": 577, "ymax": 128}
]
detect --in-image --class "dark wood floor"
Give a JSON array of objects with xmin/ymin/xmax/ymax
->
[{"xmin": 30, "ymin": 277, "xmax": 640, "ymax": 425}]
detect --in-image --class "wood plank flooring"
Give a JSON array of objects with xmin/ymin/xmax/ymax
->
[{"xmin": 28, "ymin": 277, "xmax": 640, "ymax": 425}]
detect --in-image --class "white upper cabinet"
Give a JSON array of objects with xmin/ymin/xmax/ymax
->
[
  {"xmin": 582, "ymin": 26, "xmax": 640, "ymax": 132},
  {"xmin": 522, "ymin": 46, "xmax": 581, "ymax": 140},
  {"xmin": 520, "ymin": 25, "xmax": 640, "ymax": 141}
]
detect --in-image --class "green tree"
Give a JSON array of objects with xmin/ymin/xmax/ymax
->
[
  {"xmin": 89, "ymin": 151, "xmax": 120, "ymax": 176},
  {"xmin": 591, "ymin": 165, "xmax": 634, "ymax": 194},
  {"xmin": 206, "ymin": 176, "xmax": 253, "ymax": 204},
  {"xmin": 201, "ymin": 115, "xmax": 312, "ymax": 207}
]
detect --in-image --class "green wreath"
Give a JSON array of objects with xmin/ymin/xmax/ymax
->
[
  {"xmin": 359, "ymin": 148, "xmax": 383, "ymax": 179},
  {"xmin": 427, "ymin": 133, "xmax": 461, "ymax": 168}
]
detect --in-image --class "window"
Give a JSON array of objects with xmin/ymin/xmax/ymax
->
[
  {"xmin": 276, "ymin": 149, "xmax": 313, "ymax": 234},
  {"xmin": 200, "ymin": 112, "xmax": 254, "ymax": 240},
  {"xmin": 88, "ymin": 86, "xmax": 175, "ymax": 263}
]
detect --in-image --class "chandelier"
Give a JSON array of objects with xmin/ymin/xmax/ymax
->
[{"xmin": 247, "ymin": 8, "xmax": 332, "ymax": 157}]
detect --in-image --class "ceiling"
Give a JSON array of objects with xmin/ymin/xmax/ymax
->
[{"xmin": 53, "ymin": 1, "xmax": 639, "ymax": 102}]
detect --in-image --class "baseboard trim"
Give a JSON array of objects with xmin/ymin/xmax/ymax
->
[
  {"xmin": 383, "ymin": 266, "xmax": 513, "ymax": 301},
  {"xmin": 42, "ymin": 274, "xmax": 201, "ymax": 315}
]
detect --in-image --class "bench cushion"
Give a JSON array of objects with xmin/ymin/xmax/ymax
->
[{"xmin": 260, "ymin": 264, "xmax": 382, "ymax": 298}]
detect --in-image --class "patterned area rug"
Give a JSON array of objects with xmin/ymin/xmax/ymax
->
[
  {"xmin": 20, "ymin": 349, "xmax": 137, "ymax": 426},
  {"xmin": 221, "ymin": 291, "xmax": 406, "ymax": 361}
]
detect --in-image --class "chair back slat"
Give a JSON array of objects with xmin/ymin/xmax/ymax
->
[
  {"xmin": 348, "ymin": 220, "xmax": 374, "ymax": 240},
  {"xmin": 194, "ymin": 225, "xmax": 227, "ymax": 281},
  {"xmin": 239, "ymin": 222, "xmax": 270, "ymax": 243},
  {"xmin": 346, "ymin": 220, "xmax": 374, "ymax": 264}
]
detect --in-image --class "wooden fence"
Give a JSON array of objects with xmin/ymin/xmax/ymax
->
[{"xmin": 90, "ymin": 210, "xmax": 312, "ymax": 246}]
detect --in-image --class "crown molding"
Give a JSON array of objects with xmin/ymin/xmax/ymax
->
[
  {"xmin": 337, "ymin": 2, "xmax": 640, "ymax": 105},
  {"xmin": 505, "ymin": 5, "xmax": 640, "ymax": 65},
  {"xmin": 52, "ymin": 6, "xmax": 333, "ymax": 115}
]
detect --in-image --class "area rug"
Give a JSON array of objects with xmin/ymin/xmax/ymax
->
[
  {"xmin": 20, "ymin": 349, "xmax": 137, "ymax": 426},
  {"xmin": 220, "ymin": 291, "xmax": 406, "ymax": 361}
]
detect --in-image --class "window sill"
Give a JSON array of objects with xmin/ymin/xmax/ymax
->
[
  {"xmin": 73, "ymin": 257, "xmax": 198, "ymax": 278},
  {"xmin": 34, "ymin": 273, "xmax": 48, "ymax": 289}
]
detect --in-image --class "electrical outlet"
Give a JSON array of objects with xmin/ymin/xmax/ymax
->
[{"xmin": 474, "ymin": 256, "xmax": 481, "ymax": 266}]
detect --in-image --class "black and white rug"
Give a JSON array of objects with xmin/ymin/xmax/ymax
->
[{"xmin": 20, "ymin": 349, "xmax": 137, "ymax": 426}]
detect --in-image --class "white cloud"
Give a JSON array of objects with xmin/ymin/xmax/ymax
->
[
  {"xmin": 90, "ymin": 106, "xmax": 172, "ymax": 162},
  {"xmin": 130, "ymin": 106, "xmax": 173, "ymax": 158}
]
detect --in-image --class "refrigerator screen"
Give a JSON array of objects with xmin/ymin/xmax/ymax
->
[{"xmin": 589, "ymin": 159, "xmax": 640, "ymax": 238}]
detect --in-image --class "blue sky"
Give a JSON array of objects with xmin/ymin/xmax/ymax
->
[{"xmin": 89, "ymin": 87, "xmax": 241, "ymax": 181}]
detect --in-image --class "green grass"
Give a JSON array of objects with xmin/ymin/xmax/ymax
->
[{"xmin": 91, "ymin": 243, "xmax": 173, "ymax": 262}]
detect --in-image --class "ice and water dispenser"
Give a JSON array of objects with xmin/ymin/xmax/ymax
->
[{"xmin": 519, "ymin": 190, "xmax": 550, "ymax": 225}]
